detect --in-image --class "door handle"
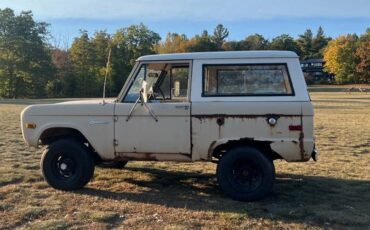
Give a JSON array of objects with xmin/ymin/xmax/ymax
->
[{"xmin": 175, "ymin": 105, "xmax": 189, "ymax": 110}]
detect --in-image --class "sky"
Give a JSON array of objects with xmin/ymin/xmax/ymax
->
[{"xmin": 1, "ymin": 0, "xmax": 369, "ymax": 47}]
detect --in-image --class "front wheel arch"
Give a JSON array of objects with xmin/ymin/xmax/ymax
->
[
  {"xmin": 39, "ymin": 127, "xmax": 89, "ymax": 145},
  {"xmin": 39, "ymin": 127, "xmax": 102, "ymax": 164}
]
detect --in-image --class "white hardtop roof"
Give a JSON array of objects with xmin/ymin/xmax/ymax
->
[{"xmin": 137, "ymin": 50, "xmax": 298, "ymax": 61}]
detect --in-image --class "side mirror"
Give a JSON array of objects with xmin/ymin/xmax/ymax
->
[{"xmin": 140, "ymin": 80, "xmax": 148, "ymax": 104}]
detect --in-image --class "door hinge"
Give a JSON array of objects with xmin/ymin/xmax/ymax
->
[{"xmin": 113, "ymin": 139, "xmax": 118, "ymax": 146}]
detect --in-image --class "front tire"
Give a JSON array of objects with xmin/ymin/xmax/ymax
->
[
  {"xmin": 41, "ymin": 139, "xmax": 95, "ymax": 190},
  {"xmin": 216, "ymin": 146, "xmax": 275, "ymax": 201}
]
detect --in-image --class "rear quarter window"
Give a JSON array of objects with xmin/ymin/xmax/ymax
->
[{"xmin": 202, "ymin": 64, "xmax": 294, "ymax": 96}]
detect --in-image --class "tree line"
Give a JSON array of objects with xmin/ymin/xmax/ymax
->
[{"xmin": 0, "ymin": 8, "xmax": 369, "ymax": 98}]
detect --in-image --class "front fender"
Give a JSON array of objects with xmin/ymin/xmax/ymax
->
[{"xmin": 21, "ymin": 117, "xmax": 115, "ymax": 160}]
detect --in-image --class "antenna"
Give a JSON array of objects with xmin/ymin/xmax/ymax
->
[{"xmin": 102, "ymin": 47, "xmax": 112, "ymax": 104}]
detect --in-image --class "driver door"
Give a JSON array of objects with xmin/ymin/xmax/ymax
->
[{"xmin": 114, "ymin": 61, "xmax": 191, "ymax": 156}]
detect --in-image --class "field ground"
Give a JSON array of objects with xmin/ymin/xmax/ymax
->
[
  {"xmin": 308, "ymin": 84, "xmax": 370, "ymax": 92},
  {"xmin": 0, "ymin": 92, "xmax": 369, "ymax": 229}
]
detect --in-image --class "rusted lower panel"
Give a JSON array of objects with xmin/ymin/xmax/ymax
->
[
  {"xmin": 115, "ymin": 152, "xmax": 192, "ymax": 162},
  {"xmin": 192, "ymin": 114, "xmax": 300, "ymax": 119}
]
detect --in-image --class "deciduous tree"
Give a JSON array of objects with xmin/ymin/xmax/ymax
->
[
  {"xmin": 243, "ymin": 34, "xmax": 269, "ymax": 50},
  {"xmin": 155, "ymin": 33, "xmax": 188, "ymax": 53},
  {"xmin": 323, "ymin": 34, "xmax": 359, "ymax": 84},
  {"xmin": 110, "ymin": 24, "xmax": 160, "ymax": 95},
  {"xmin": 187, "ymin": 30, "xmax": 218, "ymax": 52},
  {"xmin": 355, "ymin": 29, "xmax": 370, "ymax": 83},
  {"xmin": 269, "ymin": 34, "xmax": 301, "ymax": 54}
]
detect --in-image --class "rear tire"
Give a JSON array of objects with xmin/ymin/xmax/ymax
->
[
  {"xmin": 216, "ymin": 146, "xmax": 275, "ymax": 201},
  {"xmin": 41, "ymin": 139, "xmax": 95, "ymax": 190}
]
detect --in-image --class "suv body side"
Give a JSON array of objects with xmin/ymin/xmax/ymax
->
[{"xmin": 21, "ymin": 51, "xmax": 314, "ymax": 163}]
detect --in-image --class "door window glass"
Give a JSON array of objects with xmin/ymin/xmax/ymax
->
[{"xmin": 123, "ymin": 63, "xmax": 189, "ymax": 102}]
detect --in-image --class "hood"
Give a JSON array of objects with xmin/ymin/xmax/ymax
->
[
  {"xmin": 21, "ymin": 99, "xmax": 115, "ymax": 117},
  {"xmin": 57, "ymin": 99, "xmax": 115, "ymax": 105}
]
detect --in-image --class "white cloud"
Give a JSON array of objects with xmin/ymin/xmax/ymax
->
[{"xmin": 1, "ymin": 0, "xmax": 369, "ymax": 20}]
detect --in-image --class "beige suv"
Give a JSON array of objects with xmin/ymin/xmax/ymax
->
[{"xmin": 21, "ymin": 51, "xmax": 317, "ymax": 201}]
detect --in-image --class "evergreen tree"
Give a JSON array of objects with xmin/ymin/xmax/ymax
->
[
  {"xmin": 69, "ymin": 30, "xmax": 96, "ymax": 97},
  {"xmin": 297, "ymin": 29, "xmax": 314, "ymax": 60},
  {"xmin": 212, "ymin": 24, "xmax": 229, "ymax": 50},
  {"xmin": 297, "ymin": 27, "xmax": 331, "ymax": 60},
  {"xmin": 0, "ymin": 8, "xmax": 54, "ymax": 98}
]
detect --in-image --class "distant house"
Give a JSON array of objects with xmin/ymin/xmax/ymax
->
[{"xmin": 300, "ymin": 59, "xmax": 334, "ymax": 84}]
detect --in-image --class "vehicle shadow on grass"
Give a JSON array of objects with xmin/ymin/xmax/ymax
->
[{"xmin": 76, "ymin": 166, "xmax": 370, "ymax": 228}]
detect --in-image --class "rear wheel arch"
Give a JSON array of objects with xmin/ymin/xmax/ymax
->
[{"xmin": 211, "ymin": 138, "xmax": 283, "ymax": 161}]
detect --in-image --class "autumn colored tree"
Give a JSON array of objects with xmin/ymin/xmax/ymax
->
[
  {"xmin": 323, "ymin": 34, "xmax": 359, "ymax": 84},
  {"xmin": 186, "ymin": 30, "xmax": 218, "ymax": 52},
  {"xmin": 46, "ymin": 48, "xmax": 73, "ymax": 97},
  {"xmin": 156, "ymin": 33, "xmax": 189, "ymax": 53},
  {"xmin": 355, "ymin": 29, "xmax": 370, "ymax": 83},
  {"xmin": 2, "ymin": 7, "xmax": 369, "ymax": 98}
]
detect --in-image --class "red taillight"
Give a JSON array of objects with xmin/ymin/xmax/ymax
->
[{"xmin": 289, "ymin": 125, "xmax": 302, "ymax": 131}]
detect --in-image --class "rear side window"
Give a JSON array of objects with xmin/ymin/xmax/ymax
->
[{"xmin": 203, "ymin": 64, "xmax": 294, "ymax": 96}]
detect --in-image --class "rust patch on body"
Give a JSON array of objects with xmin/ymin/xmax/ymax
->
[
  {"xmin": 115, "ymin": 152, "xmax": 192, "ymax": 162},
  {"xmin": 298, "ymin": 112, "xmax": 306, "ymax": 160},
  {"xmin": 299, "ymin": 131, "xmax": 305, "ymax": 160},
  {"xmin": 207, "ymin": 141, "xmax": 217, "ymax": 160},
  {"xmin": 192, "ymin": 114, "xmax": 299, "ymax": 120}
]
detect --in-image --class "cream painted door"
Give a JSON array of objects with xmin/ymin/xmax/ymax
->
[
  {"xmin": 114, "ymin": 102, "xmax": 190, "ymax": 154},
  {"xmin": 114, "ymin": 62, "xmax": 191, "ymax": 155}
]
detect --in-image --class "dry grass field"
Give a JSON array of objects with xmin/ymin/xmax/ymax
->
[{"xmin": 0, "ymin": 92, "xmax": 369, "ymax": 229}]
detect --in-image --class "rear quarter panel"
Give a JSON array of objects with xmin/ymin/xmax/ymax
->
[{"xmin": 190, "ymin": 58, "xmax": 314, "ymax": 162}]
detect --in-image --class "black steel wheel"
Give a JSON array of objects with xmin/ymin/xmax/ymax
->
[
  {"xmin": 41, "ymin": 139, "xmax": 95, "ymax": 190},
  {"xmin": 216, "ymin": 146, "xmax": 275, "ymax": 201}
]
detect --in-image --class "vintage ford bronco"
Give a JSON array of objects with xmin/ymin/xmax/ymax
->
[{"xmin": 21, "ymin": 51, "xmax": 316, "ymax": 201}]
